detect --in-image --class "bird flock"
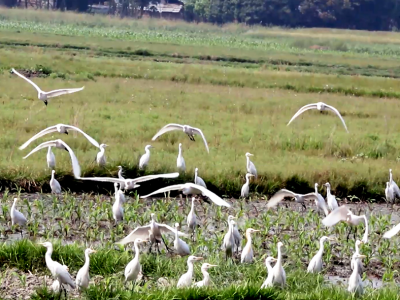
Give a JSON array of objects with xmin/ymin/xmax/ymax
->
[{"xmin": 6, "ymin": 68, "xmax": 400, "ymax": 297}]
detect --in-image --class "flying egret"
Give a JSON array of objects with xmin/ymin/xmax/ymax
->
[
  {"xmin": 187, "ymin": 197, "xmax": 197, "ymax": 240},
  {"xmin": 118, "ymin": 166, "xmax": 125, "ymax": 190},
  {"xmin": 194, "ymin": 168, "xmax": 206, "ymax": 188},
  {"xmin": 271, "ymin": 242, "xmax": 286, "ymax": 288},
  {"xmin": 241, "ymin": 228, "xmax": 259, "ymax": 263},
  {"xmin": 324, "ymin": 182, "xmax": 339, "ymax": 211},
  {"xmin": 267, "ymin": 189, "xmax": 320, "ymax": 210},
  {"xmin": 96, "ymin": 144, "xmax": 108, "ymax": 167},
  {"xmin": 194, "ymin": 263, "xmax": 217, "ymax": 287},
  {"xmin": 322, "ymin": 205, "xmax": 368, "ymax": 243},
  {"xmin": 386, "ymin": 182, "xmax": 395, "ymax": 205},
  {"xmin": 245, "ymin": 153, "xmax": 257, "ymax": 179},
  {"xmin": 47, "ymin": 147, "xmax": 56, "ymax": 169},
  {"xmin": 113, "ymin": 183, "xmax": 124, "ymax": 224},
  {"xmin": 19, "ymin": 124, "xmax": 100, "ymax": 150},
  {"xmin": 241, "ymin": 173, "xmax": 254, "ymax": 198},
  {"xmin": 228, "ymin": 215, "xmax": 241, "ymax": 254},
  {"xmin": 222, "ymin": 219, "xmax": 236, "ymax": 260},
  {"xmin": 139, "ymin": 145, "xmax": 153, "ymax": 170},
  {"xmin": 174, "ymin": 223, "xmax": 191, "ymax": 256},
  {"xmin": 314, "ymin": 183, "xmax": 329, "ymax": 216},
  {"xmin": 11, "ymin": 198, "xmax": 27, "ymax": 235},
  {"xmin": 383, "ymin": 222, "xmax": 400, "ymax": 239},
  {"xmin": 78, "ymin": 172, "xmax": 179, "ymax": 191},
  {"xmin": 389, "ymin": 169, "xmax": 400, "ymax": 198},
  {"xmin": 11, "ymin": 68, "xmax": 84, "ymax": 106},
  {"xmin": 287, "ymin": 102, "xmax": 348, "ymax": 132},
  {"xmin": 307, "ymin": 236, "xmax": 335, "ymax": 273},
  {"xmin": 177, "ymin": 256, "xmax": 203, "ymax": 288},
  {"xmin": 40, "ymin": 241, "xmax": 76, "ymax": 297},
  {"xmin": 125, "ymin": 238, "xmax": 148, "ymax": 288},
  {"xmin": 76, "ymin": 248, "xmax": 96, "ymax": 291},
  {"xmin": 23, "ymin": 139, "xmax": 81, "ymax": 178},
  {"xmin": 50, "ymin": 170, "xmax": 61, "ymax": 194},
  {"xmin": 152, "ymin": 123, "xmax": 209, "ymax": 153},
  {"xmin": 177, "ymin": 143, "xmax": 186, "ymax": 173},
  {"xmin": 140, "ymin": 183, "xmax": 231, "ymax": 207},
  {"xmin": 348, "ymin": 254, "xmax": 366, "ymax": 295},
  {"xmin": 260, "ymin": 257, "xmax": 277, "ymax": 289},
  {"xmin": 351, "ymin": 240, "xmax": 364, "ymax": 275},
  {"xmin": 51, "ymin": 265, "xmax": 69, "ymax": 294},
  {"xmin": 116, "ymin": 213, "xmax": 188, "ymax": 253}
]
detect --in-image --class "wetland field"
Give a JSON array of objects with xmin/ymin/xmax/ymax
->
[{"xmin": 2, "ymin": 8, "xmax": 400, "ymax": 300}]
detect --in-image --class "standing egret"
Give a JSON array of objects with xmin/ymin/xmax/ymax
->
[
  {"xmin": 389, "ymin": 169, "xmax": 400, "ymax": 198},
  {"xmin": 118, "ymin": 166, "xmax": 125, "ymax": 190},
  {"xmin": 351, "ymin": 240, "xmax": 364, "ymax": 275},
  {"xmin": 174, "ymin": 223, "xmax": 191, "ymax": 256},
  {"xmin": 385, "ymin": 182, "xmax": 395, "ymax": 205},
  {"xmin": 50, "ymin": 170, "xmax": 61, "ymax": 194},
  {"xmin": 307, "ymin": 236, "xmax": 335, "ymax": 273},
  {"xmin": 19, "ymin": 123, "xmax": 100, "ymax": 150},
  {"xmin": 139, "ymin": 145, "xmax": 153, "ymax": 170},
  {"xmin": 23, "ymin": 139, "xmax": 81, "ymax": 178},
  {"xmin": 177, "ymin": 256, "xmax": 203, "ymax": 288},
  {"xmin": 187, "ymin": 197, "xmax": 197, "ymax": 240},
  {"xmin": 140, "ymin": 183, "xmax": 231, "ymax": 207},
  {"xmin": 322, "ymin": 206, "xmax": 368, "ymax": 243},
  {"xmin": 194, "ymin": 168, "xmax": 206, "ymax": 188},
  {"xmin": 271, "ymin": 242, "xmax": 286, "ymax": 288},
  {"xmin": 222, "ymin": 219, "xmax": 236, "ymax": 260},
  {"xmin": 194, "ymin": 263, "xmax": 217, "ymax": 287},
  {"xmin": 125, "ymin": 238, "xmax": 148, "ymax": 288},
  {"xmin": 114, "ymin": 182, "xmax": 126, "ymax": 204},
  {"xmin": 261, "ymin": 257, "xmax": 277, "ymax": 288},
  {"xmin": 47, "ymin": 147, "xmax": 56, "ymax": 169},
  {"xmin": 152, "ymin": 123, "xmax": 209, "ymax": 153},
  {"xmin": 267, "ymin": 189, "xmax": 320, "ymax": 210},
  {"xmin": 11, "ymin": 198, "xmax": 27, "ymax": 235},
  {"xmin": 39, "ymin": 242, "xmax": 76, "ymax": 297},
  {"xmin": 245, "ymin": 153, "xmax": 257, "ymax": 179},
  {"xmin": 314, "ymin": 183, "xmax": 329, "ymax": 216},
  {"xmin": 228, "ymin": 215, "xmax": 241, "ymax": 254},
  {"xmin": 241, "ymin": 173, "xmax": 254, "ymax": 198},
  {"xmin": 113, "ymin": 183, "xmax": 124, "ymax": 224},
  {"xmin": 76, "ymin": 248, "xmax": 96, "ymax": 291},
  {"xmin": 11, "ymin": 68, "xmax": 84, "ymax": 106},
  {"xmin": 96, "ymin": 144, "xmax": 108, "ymax": 167},
  {"xmin": 117, "ymin": 213, "xmax": 188, "ymax": 253},
  {"xmin": 348, "ymin": 254, "xmax": 366, "ymax": 295},
  {"xmin": 241, "ymin": 228, "xmax": 259, "ymax": 263},
  {"xmin": 324, "ymin": 182, "xmax": 339, "ymax": 211},
  {"xmin": 177, "ymin": 143, "xmax": 186, "ymax": 173},
  {"xmin": 287, "ymin": 102, "xmax": 348, "ymax": 132}
]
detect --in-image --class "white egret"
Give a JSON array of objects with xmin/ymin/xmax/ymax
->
[
  {"xmin": 245, "ymin": 153, "xmax": 257, "ymax": 179},
  {"xmin": 19, "ymin": 124, "xmax": 99, "ymax": 150},
  {"xmin": 50, "ymin": 170, "xmax": 61, "ymax": 194},
  {"xmin": 241, "ymin": 173, "xmax": 254, "ymax": 198},
  {"xmin": 177, "ymin": 143, "xmax": 186, "ymax": 173},
  {"xmin": 139, "ymin": 145, "xmax": 153, "ymax": 170},
  {"xmin": 222, "ymin": 219, "xmax": 235, "ymax": 259},
  {"xmin": 194, "ymin": 263, "xmax": 217, "ymax": 287},
  {"xmin": 324, "ymin": 182, "xmax": 339, "ymax": 211},
  {"xmin": 228, "ymin": 215, "xmax": 241, "ymax": 253},
  {"xmin": 140, "ymin": 183, "xmax": 231, "ymax": 207},
  {"xmin": 194, "ymin": 168, "xmax": 206, "ymax": 188},
  {"xmin": 322, "ymin": 205, "xmax": 368, "ymax": 243},
  {"xmin": 314, "ymin": 183, "xmax": 329, "ymax": 216},
  {"xmin": 125, "ymin": 238, "xmax": 148, "ymax": 287},
  {"xmin": 187, "ymin": 197, "xmax": 197, "ymax": 240},
  {"xmin": 76, "ymin": 248, "xmax": 96, "ymax": 291},
  {"xmin": 177, "ymin": 256, "xmax": 203, "ymax": 288},
  {"xmin": 114, "ymin": 181, "xmax": 126, "ymax": 204},
  {"xmin": 11, "ymin": 68, "xmax": 84, "ymax": 106},
  {"xmin": 241, "ymin": 228, "xmax": 259, "ymax": 263},
  {"xmin": 348, "ymin": 254, "xmax": 366, "ymax": 295},
  {"xmin": 40, "ymin": 242, "xmax": 76, "ymax": 295},
  {"xmin": 117, "ymin": 213, "xmax": 188, "ymax": 253},
  {"xmin": 267, "ymin": 189, "xmax": 320, "ymax": 210},
  {"xmin": 386, "ymin": 182, "xmax": 395, "ymax": 204},
  {"xmin": 51, "ymin": 265, "xmax": 69, "ymax": 294},
  {"xmin": 287, "ymin": 101, "xmax": 348, "ymax": 132},
  {"xmin": 23, "ymin": 139, "xmax": 81, "ymax": 178},
  {"xmin": 96, "ymin": 144, "xmax": 108, "ymax": 167},
  {"xmin": 174, "ymin": 223, "xmax": 191, "ymax": 256},
  {"xmin": 383, "ymin": 222, "xmax": 400, "ymax": 239},
  {"xmin": 271, "ymin": 242, "xmax": 286, "ymax": 288},
  {"xmin": 389, "ymin": 169, "xmax": 400, "ymax": 198},
  {"xmin": 351, "ymin": 240, "xmax": 364, "ymax": 275},
  {"xmin": 117, "ymin": 166, "xmax": 125, "ymax": 190},
  {"xmin": 79, "ymin": 173, "xmax": 179, "ymax": 191},
  {"xmin": 113, "ymin": 183, "xmax": 124, "ymax": 224},
  {"xmin": 307, "ymin": 236, "xmax": 335, "ymax": 273},
  {"xmin": 260, "ymin": 257, "xmax": 277, "ymax": 289},
  {"xmin": 47, "ymin": 147, "xmax": 56, "ymax": 169},
  {"xmin": 152, "ymin": 123, "xmax": 209, "ymax": 153},
  {"xmin": 11, "ymin": 198, "xmax": 27, "ymax": 230}
]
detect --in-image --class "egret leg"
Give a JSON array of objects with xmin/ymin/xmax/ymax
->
[
  {"xmin": 301, "ymin": 203, "xmax": 307, "ymax": 211},
  {"xmin": 160, "ymin": 235, "xmax": 172, "ymax": 253},
  {"xmin": 346, "ymin": 227, "xmax": 353, "ymax": 242}
]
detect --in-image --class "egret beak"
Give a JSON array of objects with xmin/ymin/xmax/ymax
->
[
  {"xmin": 253, "ymin": 230, "xmax": 260, "ymax": 232},
  {"xmin": 357, "ymin": 255, "xmax": 367, "ymax": 259},
  {"xmin": 195, "ymin": 257, "xmax": 203, "ymax": 261},
  {"xmin": 328, "ymin": 237, "xmax": 337, "ymax": 242},
  {"xmin": 91, "ymin": 249, "xmax": 97, "ymax": 253},
  {"xmin": 209, "ymin": 264, "xmax": 218, "ymax": 267},
  {"xmin": 271, "ymin": 258, "xmax": 278, "ymax": 262}
]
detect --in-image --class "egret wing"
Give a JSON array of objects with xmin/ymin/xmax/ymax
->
[
  {"xmin": 140, "ymin": 184, "xmax": 186, "ymax": 198},
  {"xmin": 79, "ymin": 177, "xmax": 124, "ymax": 184},
  {"xmin": 116, "ymin": 225, "xmax": 151, "ymax": 245},
  {"xmin": 45, "ymin": 87, "xmax": 84, "ymax": 98},
  {"xmin": 23, "ymin": 140, "xmax": 58, "ymax": 159},
  {"xmin": 287, "ymin": 103, "xmax": 318, "ymax": 126},
  {"xmin": 59, "ymin": 140, "xmax": 81, "ymax": 179},
  {"xmin": 151, "ymin": 123, "xmax": 184, "ymax": 140},
  {"xmin": 383, "ymin": 222, "xmax": 400, "ymax": 239},
  {"xmin": 267, "ymin": 189, "xmax": 297, "ymax": 208},
  {"xmin": 324, "ymin": 104, "xmax": 349, "ymax": 133},
  {"xmin": 186, "ymin": 183, "xmax": 231, "ymax": 207},
  {"xmin": 322, "ymin": 206, "xmax": 349, "ymax": 227},
  {"xmin": 19, "ymin": 125, "xmax": 58, "ymax": 150},
  {"xmin": 130, "ymin": 173, "xmax": 179, "ymax": 184},
  {"xmin": 65, "ymin": 125, "xmax": 100, "ymax": 148},
  {"xmin": 192, "ymin": 127, "xmax": 209, "ymax": 153},
  {"xmin": 11, "ymin": 68, "xmax": 42, "ymax": 93},
  {"xmin": 302, "ymin": 193, "xmax": 319, "ymax": 201},
  {"xmin": 158, "ymin": 223, "xmax": 189, "ymax": 237},
  {"xmin": 55, "ymin": 265, "xmax": 75, "ymax": 288}
]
